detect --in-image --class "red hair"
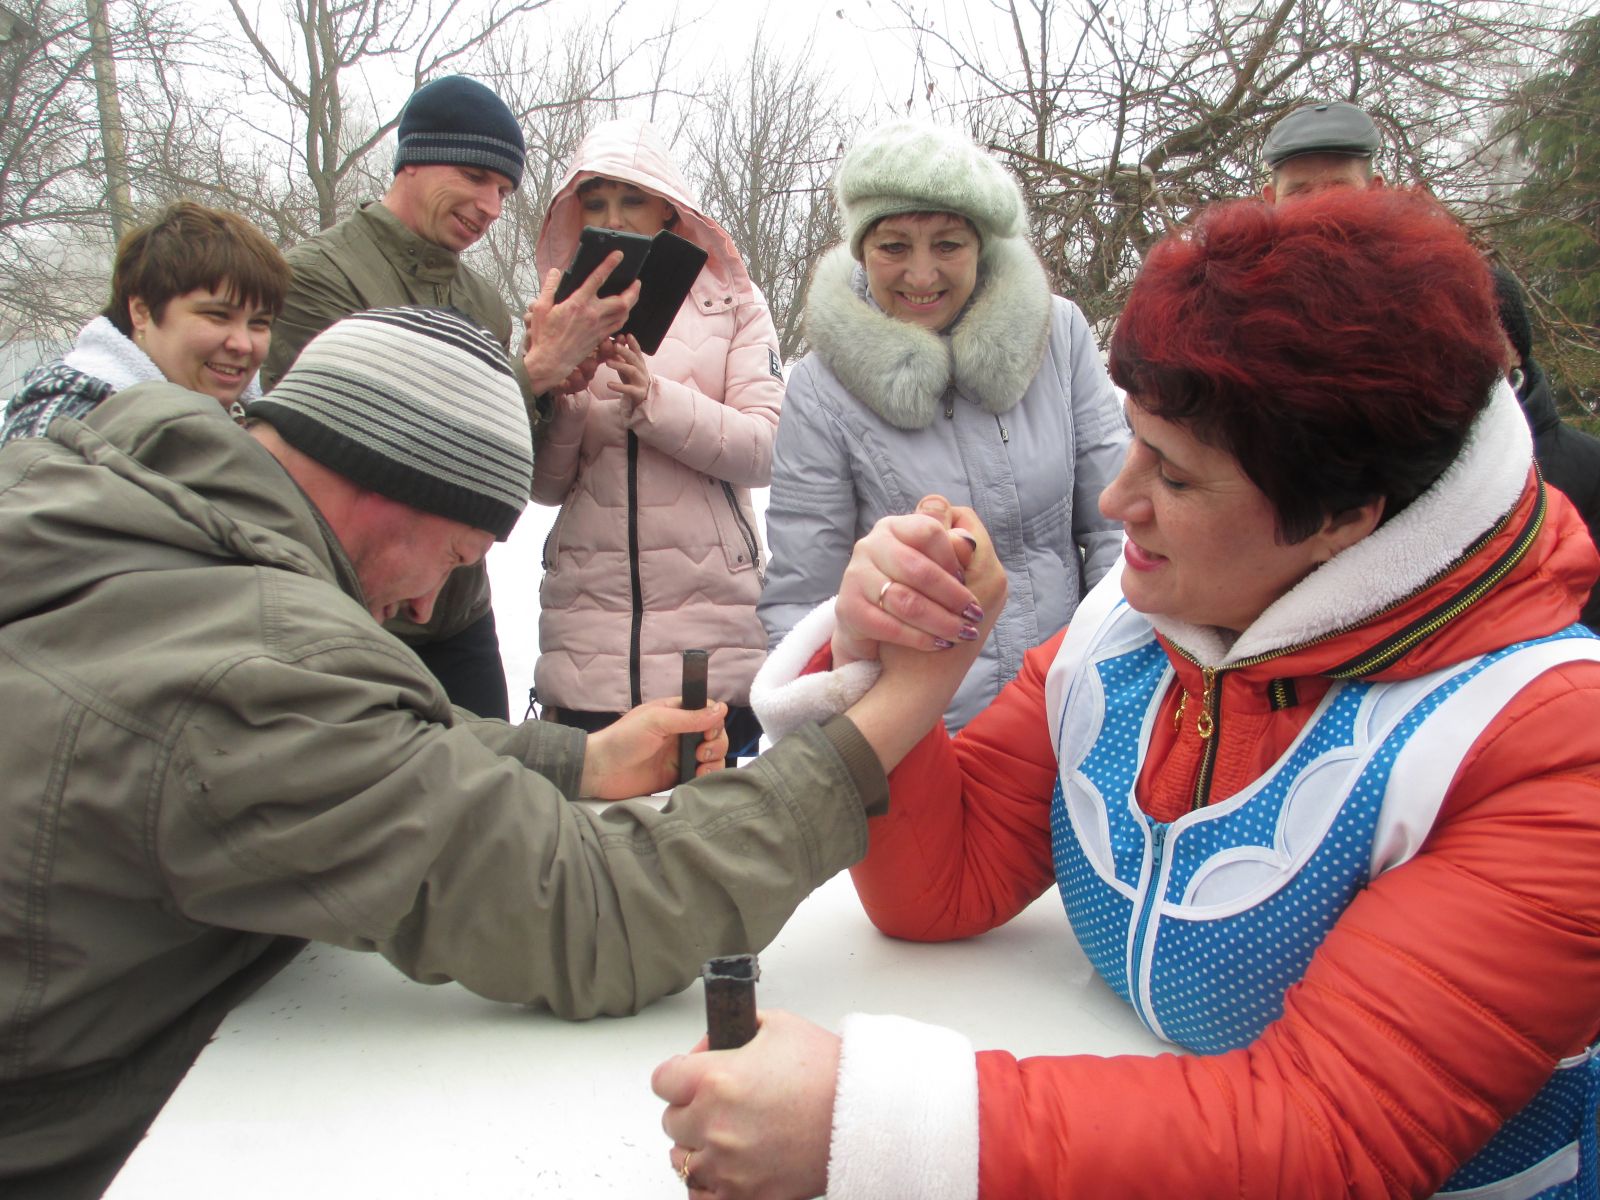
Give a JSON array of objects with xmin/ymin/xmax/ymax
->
[{"xmin": 1108, "ymin": 188, "xmax": 1503, "ymax": 542}]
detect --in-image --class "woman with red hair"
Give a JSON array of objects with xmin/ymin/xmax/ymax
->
[{"xmin": 653, "ymin": 188, "xmax": 1600, "ymax": 1199}]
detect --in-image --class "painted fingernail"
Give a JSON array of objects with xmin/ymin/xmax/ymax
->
[
  {"xmin": 952, "ymin": 529, "xmax": 979, "ymax": 548},
  {"xmin": 958, "ymin": 624, "xmax": 979, "ymax": 641},
  {"xmin": 955, "ymin": 568, "xmax": 967, "ymax": 584},
  {"xmin": 962, "ymin": 603, "xmax": 984, "ymax": 622},
  {"xmin": 932, "ymin": 638, "xmax": 955, "ymax": 650}
]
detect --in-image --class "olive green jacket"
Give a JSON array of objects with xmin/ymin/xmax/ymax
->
[
  {"xmin": 0, "ymin": 385, "xmax": 882, "ymax": 1196},
  {"xmin": 262, "ymin": 202, "xmax": 538, "ymax": 643}
]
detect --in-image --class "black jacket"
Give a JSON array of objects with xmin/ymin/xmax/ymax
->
[{"xmin": 1519, "ymin": 359, "xmax": 1600, "ymax": 630}]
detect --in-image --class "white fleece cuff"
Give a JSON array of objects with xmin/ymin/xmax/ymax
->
[
  {"xmin": 750, "ymin": 599, "xmax": 882, "ymax": 742},
  {"xmin": 826, "ymin": 1013, "xmax": 979, "ymax": 1200}
]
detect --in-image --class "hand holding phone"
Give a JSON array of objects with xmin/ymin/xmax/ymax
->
[
  {"xmin": 552, "ymin": 226, "xmax": 709, "ymax": 356},
  {"xmin": 553, "ymin": 227, "xmax": 653, "ymax": 304},
  {"xmin": 523, "ymin": 244, "xmax": 640, "ymax": 394}
]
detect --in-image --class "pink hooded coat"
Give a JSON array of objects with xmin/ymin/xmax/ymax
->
[{"xmin": 531, "ymin": 120, "xmax": 781, "ymax": 712}]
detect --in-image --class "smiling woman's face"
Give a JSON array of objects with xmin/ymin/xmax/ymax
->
[
  {"xmin": 130, "ymin": 285, "xmax": 274, "ymax": 406},
  {"xmin": 862, "ymin": 212, "xmax": 979, "ymax": 333},
  {"xmin": 1098, "ymin": 401, "xmax": 1373, "ymax": 634}
]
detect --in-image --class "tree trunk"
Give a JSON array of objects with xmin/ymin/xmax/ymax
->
[{"xmin": 85, "ymin": 0, "xmax": 133, "ymax": 240}]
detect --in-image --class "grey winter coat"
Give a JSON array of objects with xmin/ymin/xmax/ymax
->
[
  {"xmin": 759, "ymin": 240, "xmax": 1129, "ymax": 729},
  {"xmin": 0, "ymin": 385, "xmax": 883, "ymax": 1196}
]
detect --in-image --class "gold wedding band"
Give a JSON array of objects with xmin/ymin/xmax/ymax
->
[
  {"xmin": 876, "ymin": 580, "xmax": 893, "ymax": 609},
  {"xmin": 677, "ymin": 1149, "xmax": 694, "ymax": 1185}
]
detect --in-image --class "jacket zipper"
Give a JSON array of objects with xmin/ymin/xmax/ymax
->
[
  {"xmin": 1162, "ymin": 481, "xmax": 1542, "ymax": 810},
  {"xmin": 1324, "ymin": 478, "xmax": 1545, "ymax": 678},
  {"xmin": 627, "ymin": 431, "xmax": 643, "ymax": 708},
  {"xmin": 1190, "ymin": 666, "xmax": 1220, "ymax": 810},
  {"xmin": 944, "ymin": 393, "xmax": 1010, "ymax": 444},
  {"xmin": 721, "ymin": 481, "xmax": 762, "ymax": 577},
  {"xmin": 1127, "ymin": 821, "xmax": 1169, "ymax": 1034}
]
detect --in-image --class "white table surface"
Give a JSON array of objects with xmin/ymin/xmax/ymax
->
[{"xmin": 107, "ymin": 864, "xmax": 1168, "ymax": 1198}]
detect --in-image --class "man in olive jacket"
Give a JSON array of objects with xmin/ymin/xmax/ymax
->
[
  {"xmin": 262, "ymin": 75, "xmax": 630, "ymax": 719},
  {"xmin": 0, "ymin": 309, "xmax": 884, "ymax": 1199}
]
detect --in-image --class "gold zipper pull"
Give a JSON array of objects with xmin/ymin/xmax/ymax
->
[
  {"xmin": 1196, "ymin": 667, "xmax": 1216, "ymax": 739},
  {"xmin": 1173, "ymin": 690, "xmax": 1187, "ymax": 730}
]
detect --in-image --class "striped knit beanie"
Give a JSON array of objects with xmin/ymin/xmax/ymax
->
[
  {"xmin": 393, "ymin": 76, "xmax": 525, "ymax": 190},
  {"xmin": 247, "ymin": 308, "xmax": 531, "ymax": 540}
]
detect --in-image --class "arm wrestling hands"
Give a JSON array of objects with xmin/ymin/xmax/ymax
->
[
  {"xmin": 522, "ymin": 251, "xmax": 640, "ymax": 395},
  {"xmin": 836, "ymin": 495, "xmax": 1006, "ymax": 772},
  {"xmin": 650, "ymin": 497, "xmax": 1007, "ymax": 1199},
  {"xmin": 832, "ymin": 495, "xmax": 990, "ymax": 667},
  {"xmin": 578, "ymin": 697, "xmax": 730, "ymax": 799}
]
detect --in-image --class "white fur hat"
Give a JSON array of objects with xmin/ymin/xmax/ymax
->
[{"xmin": 835, "ymin": 121, "xmax": 1026, "ymax": 259}]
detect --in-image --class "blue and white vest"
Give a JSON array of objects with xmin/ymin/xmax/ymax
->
[{"xmin": 1045, "ymin": 583, "xmax": 1600, "ymax": 1200}]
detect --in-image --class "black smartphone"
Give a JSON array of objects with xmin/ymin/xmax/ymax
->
[
  {"xmin": 623, "ymin": 230, "xmax": 709, "ymax": 355},
  {"xmin": 552, "ymin": 226, "xmax": 652, "ymax": 304}
]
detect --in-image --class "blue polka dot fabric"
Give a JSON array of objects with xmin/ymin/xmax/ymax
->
[
  {"xmin": 1048, "ymin": 610, "xmax": 1600, "ymax": 1198},
  {"xmin": 1439, "ymin": 1050, "xmax": 1598, "ymax": 1195}
]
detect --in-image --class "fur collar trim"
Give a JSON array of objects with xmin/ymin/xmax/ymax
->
[
  {"xmin": 62, "ymin": 317, "xmax": 263, "ymax": 405},
  {"xmin": 803, "ymin": 238, "xmax": 1051, "ymax": 429},
  {"xmin": 1149, "ymin": 379, "xmax": 1533, "ymax": 665}
]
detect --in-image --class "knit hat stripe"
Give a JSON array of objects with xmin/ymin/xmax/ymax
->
[
  {"xmin": 284, "ymin": 313, "xmax": 526, "ymax": 445},
  {"xmin": 397, "ymin": 132, "xmax": 523, "ymax": 181},
  {"xmin": 268, "ymin": 384, "xmax": 527, "ymax": 518},
  {"xmin": 272, "ymin": 324, "xmax": 528, "ymax": 480},
  {"xmin": 253, "ymin": 403, "xmax": 524, "ymax": 540},
  {"xmin": 246, "ymin": 307, "xmax": 533, "ymax": 540},
  {"xmin": 350, "ymin": 306, "xmax": 513, "ymax": 380},
  {"xmin": 268, "ymin": 369, "xmax": 529, "ymax": 509}
]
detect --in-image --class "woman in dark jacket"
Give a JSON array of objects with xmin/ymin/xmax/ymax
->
[{"xmin": 1493, "ymin": 265, "xmax": 1600, "ymax": 631}]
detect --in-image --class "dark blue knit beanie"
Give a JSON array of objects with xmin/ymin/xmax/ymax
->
[{"xmin": 394, "ymin": 76, "xmax": 525, "ymax": 190}]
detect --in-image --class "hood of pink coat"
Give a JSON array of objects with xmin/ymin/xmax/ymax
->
[{"xmin": 535, "ymin": 119, "xmax": 754, "ymax": 302}]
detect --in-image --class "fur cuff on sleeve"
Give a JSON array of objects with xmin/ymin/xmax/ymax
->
[
  {"xmin": 827, "ymin": 1013, "xmax": 979, "ymax": 1200},
  {"xmin": 750, "ymin": 599, "xmax": 882, "ymax": 742}
]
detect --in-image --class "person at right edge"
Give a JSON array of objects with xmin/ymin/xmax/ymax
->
[
  {"xmin": 758, "ymin": 119, "xmax": 1128, "ymax": 733},
  {"xmin": 1492, "ymin": 264, "xmax": 1600, "ymax": 632},
  {"xmin": 530, "ymin": 119, "xmax": 781, "ymax": 759}
]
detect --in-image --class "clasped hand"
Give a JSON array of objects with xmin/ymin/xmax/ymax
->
[{"xmin": 832, "ymin": 494, "xmax": 1007, "ymax": 668}]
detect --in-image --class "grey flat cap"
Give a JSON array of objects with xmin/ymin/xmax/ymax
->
[{"xmin": 1263, "ymin": 101, "xmax": 1380, "ymax": 167}]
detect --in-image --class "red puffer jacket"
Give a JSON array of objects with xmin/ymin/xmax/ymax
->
[{"xmin": 849, "ymin": 465, "xmax": 1600, "ymax": 1198}]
